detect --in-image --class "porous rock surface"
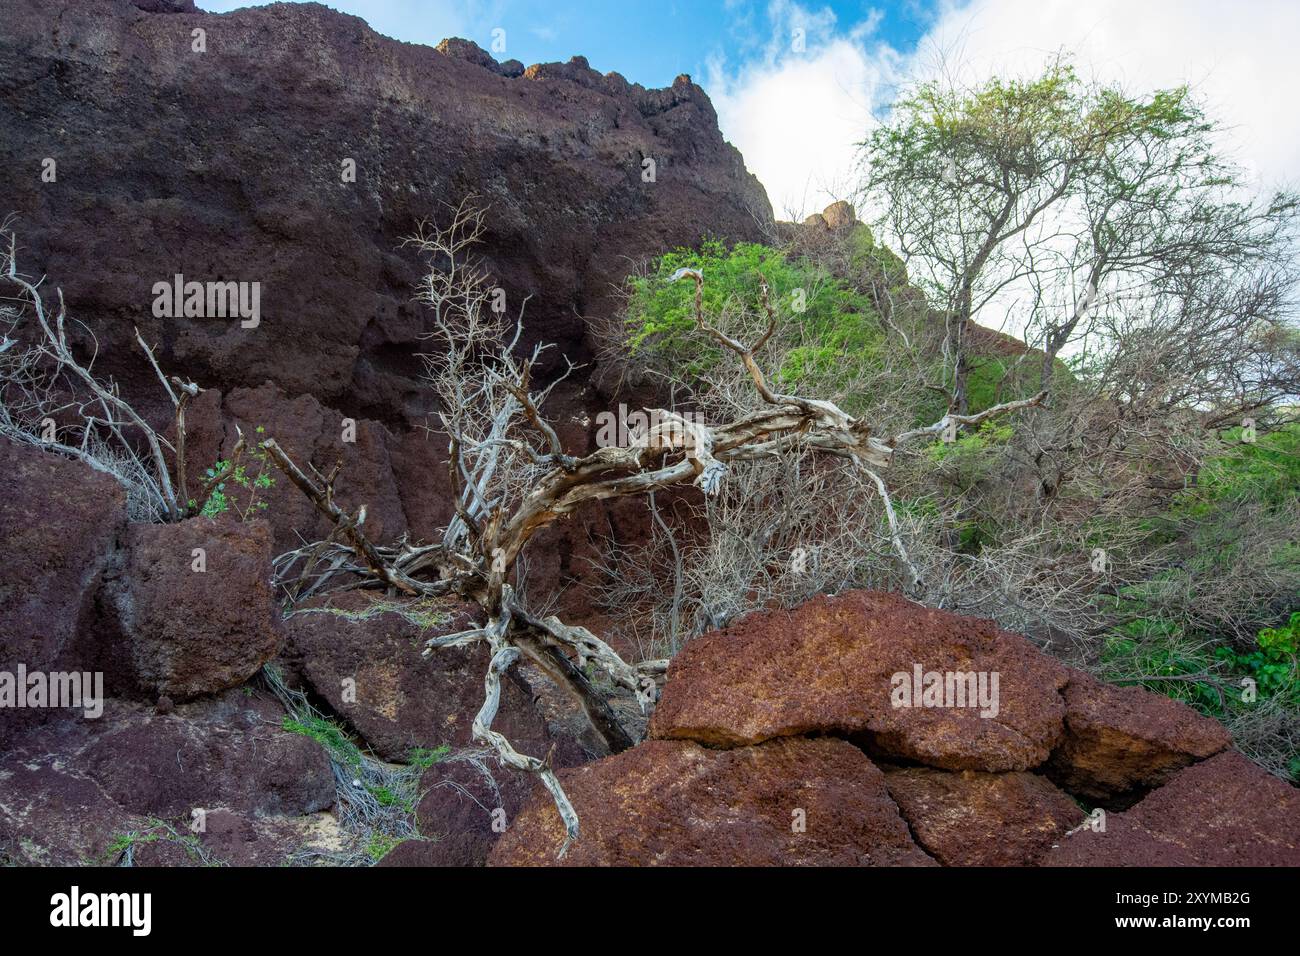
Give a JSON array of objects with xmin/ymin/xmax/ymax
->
[
  {"xmin": 495, "ymin": 591, "xmax": 1287, "ymax": 867},
  {"xmin": 489, "ymin": 736, "xmax": 936, "ymax": 866}
]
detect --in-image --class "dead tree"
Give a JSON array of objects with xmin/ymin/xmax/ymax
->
[
  {"xmin": 267, "ymin": 200, "xmax": 1046, "ymax": 851},
  {"xmin": 2, "ymin": 210, "xmax": 1043, "ymax": 853}
]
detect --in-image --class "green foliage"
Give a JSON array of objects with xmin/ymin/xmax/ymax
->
[
  {"xmin": 926, "ymin": 421, "xmax": 1015, "ymax": 553},
  {"xmin": 408, "ymin": 745, "xmax": 451, "ymax": 770},
  {"xmin": 845, "ymin": 222, "xmax": 909, "ymax": 291},
  {"xmin": 1217, "ymin": 612, "xmax": 1300, "ymax": 702},
  {"xmin": 1101, "ymin": 612, "xmax": 1300, "ymax": 780},
  {"xmin": 928, "ymin": 419, "xmax": 1014, "ymax": 465},
  {"xmin": 1152, "ymin": 422, "xmax": 1300, "ymax": 576},
  {"xmin": 1175, "ymin": 423, "xmax": 1300, "ymax": 514},
  {"xmin": 190, "ymin": 425, "xmax": 276, "ymax": 521},
  {"xmin": 624, "ymin": 239, "xmax": 886, "ymax": 403},
  {"xmin": 282, "ymin": 714, "xmax": 365, "ymax": 772},
  {"xmin": 1105, "ymin": 425, "xmax": 1298, "ymax": 658},
  {"xmin": 265, "ymin": 663, "xmax": 426, "ymax": 865},
  {"xmin": 1104, "ymin": 613, "xmax": 1299, "ymax": 709},
  {"xmin": 365, "ymin": 832, "xmax": 401, "ymax": 863}
]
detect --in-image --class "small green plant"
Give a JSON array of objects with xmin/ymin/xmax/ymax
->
[
  {"xmin": 408, "ymin": 745, "xmax": 450, "ymax": 770},
  {"xmin": 265, "ymin": 664, "xmax": 426, "ymax": 863},
  {"xmin": 282, "ymin": 714, "xmax": 365, "ymax": 772},
  {"xmin": 190, "ymin": 425, "xmax": 276, "ymax": 520},
  {"xmin": 1216, "ymin": 612, "xmax": 1299, "ymax": 703},
  {"xmin": 1101, "ymin": 611, "xmax": 1300, "ymax": 781},
  {"xmin": 102, "ymin": 817, "xmax": 221, "ymax": 866},
  {"xmin": 365, "ymin": 832, "xmax": 401, "ymax": 863}
]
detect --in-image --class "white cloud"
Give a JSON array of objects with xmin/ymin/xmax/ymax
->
[
  {"xmin": 920, "ymin": 0, "xmax": 1300, "ymax": 192},
  {"xmin": 705, "ymin": 7, "xmax": 902, "ymax": 219},
  {"xmin": 708, "ymin": 0, "xmax": 1300, "ymax": 219}
]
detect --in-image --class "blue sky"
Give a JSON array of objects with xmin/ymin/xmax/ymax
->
[
  {"xmin": 198, "ymin": 1, "xmax": 935, "ymax": 89},
  {"xmin": 197, "ymin": 1, "xmax": 1298, "ymax": 217}
]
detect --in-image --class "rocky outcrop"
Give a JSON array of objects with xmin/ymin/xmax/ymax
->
[
  {"xmin": 649, "ymin": 590, "xmax": 1070, "ymax": 771},
  {"xmin": 0, "ymin": 0, "xmax": 770, "ymax": 607},
  {"xmin": 279, "ymin": 591, "xmax": 563, "ymax": 764},
  {"xmin": 1047, "ymin": 670, "xmax": 1231, "ymax": 802},
  {"xmin": 496, "ymin": 592, "xmax": 1287, "ymax": 867},
  {"xmin": 278, "ymin": 589, "xmax": 597, "ymax": 865},
  {"xmin": 0, "ymin": 442, "xmax": 126, "ymax": 747},
  {"xmin": 1045, "ymin": 751, "xmax": 1300, "ymax": 866},
  {"xmin": 1, "ymin": 0, "xmax": 1288, "ymax": 873},
  {"xmin": 0, "ymin": 442, "xmax": 127, "ymax": 678},
  {"xmin": 0, "ymin": 443, "xmax": 585, "ymax": 867},
  {"xmin": 0, "ymin": 0, "xmax": 770, "ymax": 422},
  {"xmin": 0, "ymin": 689, "xmax": 336, "ymax": 866},
  {"xmin": 1, "ymin": 441, "xmax": 280, "ymax": 707},
  {"xmin": 109, "ymin": 515, "xmax": 281, "ymax": 701},
  {"xmin": 489, "ymin": 737, "xmax": 935, "ymax": 866},
  {"xmin": 217, "ymin": 384, "xmax": 414, "ymax": 551}
]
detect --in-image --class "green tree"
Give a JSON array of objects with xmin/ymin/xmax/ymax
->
[{"xmin": 862, "ymin": 58, "xmax": 1298, "ymax": 414}]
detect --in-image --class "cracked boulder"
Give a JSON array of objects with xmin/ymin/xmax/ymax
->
[
  {"xmin": 1044, "ymin": 751, "xmax": 1300, "ymax": 866},
  {"xmin": 1045, "ymin": 670, "xmax": 1232, "ymax": 802},
  {"xmin": 488, "ymin": 736, "xmax": 935, "ymax": 866},
  {"xmin": 649, "ymin": 590, "xmax": 1070, "ymax": 771},
  {"xmin": 108, "ymin": 515, "xmax": 281, "ymax": 701},
  {"xmin": 884, "ymin": 766, "xmax": 1084, "ymax": 866}
]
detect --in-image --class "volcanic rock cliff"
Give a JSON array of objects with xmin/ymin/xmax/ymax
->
[{"xmin": 0, "ymin": 0, "xmax": 772, "ymax": 596}]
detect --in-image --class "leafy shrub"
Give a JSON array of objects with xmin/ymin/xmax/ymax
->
[
  {"xmin": 1217, "ymin": 612, "xmax": 1300, "ymax": 704},
  {"xmin": 623, "ymin": 239, "xmax": 886, "ymax": 406},
  {"xmin": 1102, "ymin": 612, "xmax": 1300, "ymax": 780}
]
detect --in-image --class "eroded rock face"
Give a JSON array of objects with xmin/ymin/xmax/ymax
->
[
  {"xmin": 0, "ymin": 443, "xmax": 128, "ymax": 748},
  {"xmin": 1046, "ymin": 670, "xmax": 1232, "ymax": 802},
  {"xmin": 217, "ymin": 383, "xmax": 411, "ymax": 553},
  {"xmin": 1044, "ymin": 751, "xmax": 1300, "ymax": 866},
  {"xmin": 0, "ymin": 690, "xmax": 335, "ymax": 866},
  {"xmin": 0, "ymin": 0, "xmax": 771, "ymax": 612},
  {"xmin": 0, "ymin": 0, "xmax": 770, "ymax": 424},
  {"xmin": 884, "ymin": 767, "xmax": 1084, "ymax": 866},
  {"xmin": 110, "ymin": 515, "xmax": 280, "ymax": 701},
  {"xmin": 489, "ymin": 736, "xmax": 935, "ymax": 866},
  {"xmin": 649, "ymin": 590, "xmax": 1070, "ymax": 772}
]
